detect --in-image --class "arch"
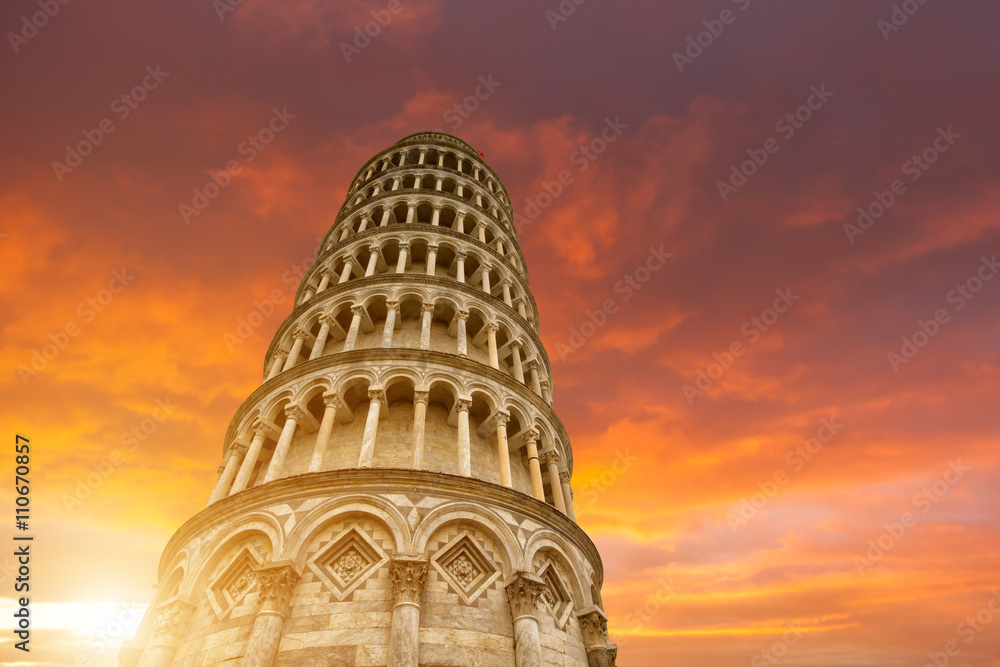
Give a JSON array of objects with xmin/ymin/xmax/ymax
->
[
  {"xmin": 183, "ymin": 512, "xmax": 284, "ymax": 598},
  {"xmin": 413, "ymin": 503, "xmax": 521, "ymax": 576},
  {"xmin": 283, "ymin": 495, "xmax": 411, "ymax": 561},
  {"xmin": 524, "ymin": 532, "xmax": 589, "ymax": 605}
]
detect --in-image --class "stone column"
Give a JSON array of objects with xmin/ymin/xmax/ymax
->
[
  {"xmin": 509, "ymin": 341, "xmax": 525, "ymax": 382},
  {"xmin": 365, "ymin": 246, "xmax": 380, "ymax": 276},
  {"xmin": 560, "ymin": 470, "xmax": 577, "ymax": 521},
  {"xmin": 501, "ymin": 279, "xmax": 513, "ymax": 306},
  {"xmin": 308, "ymin": 393, "xmax": 341, "ymax": 473},
  {"xmin": 417, "ymin": 149, "xmax": 426, "ymax": 165},
  {"xmin": 358, "ymin": 215, "xmax": 370, "ymax": 232},
  {"xmin": 435, "ymin": 177, "xmax": 443, "ymax": 191},
  {"xmin": 281, "ymin": 330, "xmax": 307, "ymax": 371},
  {"xmin": 396, "ymin": 243, "xmax": 409, "ymax": 273},
  {"xmin": 527, "ymin": 360, "xmax": 542, "ymax": 396},
  {"xmin": 338, "ymin": 258, "xmax": 354, "ymax": 284},
  {"xmin": 541, "ymin": 451, "xmax": 567, "ymax": 514},
  {"xmin": 426, "ymin": 244, "xmax": 438, "ymax": 275},
  {"xmin": 477, "ymin": 225, "xmax": 487, "ymax": 243},
  {"xmin": 456, "ymin": 252, "xmax": 466, "ymax": 283},
  {"xmin": 430, "ymin": 207, "xmax": 441, "ymax": 226},
  {"xmin": 137, "ymin": 599, "xmax": 195, "ymax": 667},
  {"xmin": 419, "ymin": 303, "xmax": 434, "ymax": 350},
  {"xmin": 486, "ymin": 324, "xmax": 499, "ymax": 369},
  {"xmin": 496, "ymin": 239, "xmax": 505, "ymax": 255},
  {"xmin": 266, "ymin": 351, "xmax": 286, "ymax": 380},
  {"xmin": 505, "ymin": 573, "xmax": 545, "ymax": 667},
  {"xmin": 405, "ymin": 204, "xmax": 415, "ymax": 224},
  {"xmin": 516, "ymin": 299, "xmax": 528, "ymax": 319},
  {"xmin": 308, "ymin": 315, "xmax": 333, "ymax": 360},
  {"xmin": 339, "ymin": 227, "xmax": 350, "ymax": 241},
  {"xmin": 382, "ymin": 301, "xmax": 399, "ymax": 348},
  {"xmin": 524, "ymin": 430, "xmax": 545, "ymax": 501},
  {"xmin": 316, "ymin": 272, "xmax": 331, "ymax": 293},
  {"xmin": 380, "ymin": 208, "xmax": 391, "ymax": 227},
  {"xmin": 579, "ymin": 607, "xmax": 616, "ymax": 667},
  {"xmin": 230, "ymin": 424, "xmax": 268, "ymax": 495},
  {"xmin": 358, "ymin": 389, "xmax": 384, "ymax": 468},
  {"xmin": 494, "ymin": 412, "xmax": 512, "ymax": 488},
  {"xmin": 240, "ymin": 562, "xmax": 301, "ymax": 667},
  {"xmin": 412, "ymin": 390, "xmax": 428, "ymax": 469},
  {"xmin": 262, "ymin": 406, "xmax": 302, "ymax": 483},
  {"xmin": 456, "ymin": 311, "xmax": 469, "ymax": 357},
  {"xmin": 207, "ymin": 443, "xmax": 247, "ymax": 505},
  {"xmin": 540, "ymin": 380, "xmax": 552, "ymax": 405},
  {"xmin": 455, "ymin": 213, "xmax": 465, "ymax": 233},
  {"xmin": 481, "ymin": 265, "xmax": 491, "ymax": 294},
  {"xmin": 301, "ymin": 286, "xmax": 315, "ymax": 303},
  {"xmin": 343, "ymin": 305, "xmax": 365, "ymax": 351},
  {"xmin": 456, "ymin": 398, "xmax": 472, "ymax": 476},
  {"xmin": 387, "ymin": 557, "xmax": 428, "ymax": 667}
]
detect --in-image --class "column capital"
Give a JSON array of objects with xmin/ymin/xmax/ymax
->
[
  {"xmin": 251, "ymin": 418, "xmax": 271, "ymax": 440},
  {"xmin": 540, "ymin": 450, "xmax": 560, "ymax": 467},
  {"xmin": 413, "ymin": 390, "xmax": 429, "ymax": 405},
  {"xmin": 559, "ymin": 469, "xmax": 572, "ymax": 484},
  {"xmin": 351, "ymin": 304, "xmax": 366, "ymax": 316},
  {"xmin": 524, "ymin": 428, "xmax": 540, "ymax": 447},
  {"xmin": 398, "ymin": 241, "xmax": 410, "ymax": 250},
  {"xmin": 510, "ymin": 339, "xmax": 523, "ymax": 350},
  {"xmin": 505, "ymin": 572, "xmax": 545, "ymax": 620},
  {"xmin": 456, "ymin": 250, "xmax": 468, "ymax": 260},
  {"xmin": 578, "ymin": 606, "xmax": 609, "ymax": 644},
  {"xmin": 318, "ymin": 313, "xmax": 336, "ymax": 326},
  {"xmin": 485, "ymin": 322, "xmax": 499, "ymax": 334},
  {"xmin": 493, "ymin": 410, "xmax": 510, "ymax": 428},
  {"xmin": 285, "ymin": 404, "xmax": 308, "ymax": 422},
  {"xmin": 456, "ymin": 310, "xmax": 469, "ymax": 321},
  {"xmin": 456, "ymin": 397, "xmax": 472, "ymax": 412},
  {"xmin": 368, "ymin": 243, "xmax": 382, "ymax": 254},
  {"xmin": 322, "ymin": 392, "xmax": 343, "ymax": 410},
  {"xmin": 500, "ymin": 277, "xmax": 512, "ymax": 287},
  {"xmin": 386, "ymin": 300, "xmax": 400, "ymax": 311},
  {"xmin": 292, "ymin": 328, "xmax": 307, "ymax": 341},
  {"xmin": 427, "ymin": 243, "xmax": 439, "ymax": 251},
  {"xmin": 253, "ymin": 561, "xmax": 301, "ymax": 617},
  {"xmin": 275, "ymin": 347, "xmax": 289, "ymax": 360},
  {"xmin": 421, "ymin": 302, "xmax": 436, "ymax": 313},
  {"xmin": 389, "ymin": 556, "xmax": 429, "ymax": 607},
  {"xmin": 525, "ymin": 358, "xmax": 540, "ymax": 371},
  {"xmin": 368, "ymin": 388, "xmax": 387, "ymax": 404},
  {"xmin": 226, "ymin": 442, "xmax": 249, "ymax": 459}
]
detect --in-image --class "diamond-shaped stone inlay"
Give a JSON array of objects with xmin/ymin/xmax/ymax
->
[
  {"xmin": 431, "ymin": 533, "xmax": 500, "ymax": 604},
  {"xmin": 307, "ymin": 524, "xmax": 388, "ymax": 600},
  {"xmin": 538, "ymin": 560, "xmax": 574, "ymax": 628},
  {"xmin": 206, "ymin": 545, "xmax": 264, "ymax": 619}
]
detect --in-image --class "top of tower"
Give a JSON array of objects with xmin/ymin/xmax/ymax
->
[{"xmin": 394, "ymin": 131, "xmax": 479, "ymax": 153}]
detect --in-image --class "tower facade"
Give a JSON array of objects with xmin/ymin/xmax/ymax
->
[{"xmin": 122, "ymin": 132, "xmax": 616, "ymax": 667}]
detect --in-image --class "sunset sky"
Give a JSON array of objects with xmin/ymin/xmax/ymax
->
[{"xmin": 2, "ymin": 1, "xmax": 1000, "ymax": 665}]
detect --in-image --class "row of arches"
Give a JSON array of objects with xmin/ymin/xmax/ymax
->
[
  {"xmin": 301, "ymin": 233, "xmax": 533, "ymax": 327},
  {"xmin": 267, "ymin": 288, "xmax": 551, "ymax": 401},
  {"xmin": 324, "ymin": 194, "xmax": 522, "ymax": 275},
  {"xmin": 214, "ymin": 366, "xmax": 569, "ymax": 513},
  {"xmin": 163, "ymin": 501, "xmax": 598, "ymax": 611},
  {"xmin": 352, "ymin": 141, "xmax": 510, "ymax": 209},
  {"xmin": 142, "ymin": 501, "xmax": 604, "ymax": 665},
  {"xmin": 346, "ymin": 166, "xmax": 511, "ymax": 231}
]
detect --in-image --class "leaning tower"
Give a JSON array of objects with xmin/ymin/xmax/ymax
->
[{"xmin": 121, "ymin": 132, "xmax": 616, "ymax": 667}]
